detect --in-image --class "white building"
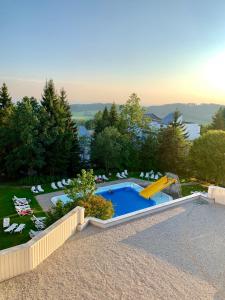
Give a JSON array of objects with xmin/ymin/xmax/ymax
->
[{"xmin": 145, "ymin": 112, "xmax": 200, "ymax": 140}]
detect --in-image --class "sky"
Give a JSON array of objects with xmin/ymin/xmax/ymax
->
[{"xmin": 1, "ymin": 0, "xmax": 225, "ymax": 105}]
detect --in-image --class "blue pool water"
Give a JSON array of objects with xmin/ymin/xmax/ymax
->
[
  {"xmin": 97, "ymin": 187, "xmax": 156, "ymax": 217},
  {"xmin": 51, "ymin": 183, "xmax": 172, "ymax": 218}
]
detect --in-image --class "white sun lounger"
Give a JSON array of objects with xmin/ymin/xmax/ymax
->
[
  {"xmin": 124, "ymin": 170, "xmax": 128, "ymax": 176},
  {"xmin": 4, "ymin": 223, "xmax": 18, "ymax": 233},
  {"xmin": 51, "ymin": 182, "xmax": 58, "ymax": 190},
  {"xmin": 57, "ymin": 181, "xmax": 64, "ymax": 189},
  {"xmin": 155, "ymin": 174, "xmax": 159, "ymax": 180},
  {"xmin": 14, "ymin": 224, "xmax": 26, "ymax": 233},
  {"xmin": 121, "ymin": 172, "xmax": 127, "ymax": 178},
  {"xmin": 13, "ymin": 198, "xmax": 29, "ymax": 205},
  {"xmin": 140, "ymin": 172, "xmax": 144, "ymax": 178},
  {"xmin": 29, "ymin": 229, "xmax": 43, "ymax": 238},
  {"xmin": 62, "ymin": 179, "xmax": 69, "ymax": 186},
  {"xmin": 31, "ymin": 186, "xmax": 38, "ymax": 193},
  {"xmin": 151, "ymin": 174, "xmax": 154, "ymax": 179},
  {"xmin": 145, "ymin": 172, "xmax": 149, "ymax": 179},
  {"xmin": 37, "ymin": 185, "xmax": 44, "ymax": 192},
  {"xmin": 67, "ymin": 179, "xmax": 72, "ymax": 185},
  {"xmin": 13, "ymin": 196, "xmax": 27, "ymax": 201},
  {"xmin": 102, "ymin": 175, "xmax": 109, "ymax": 181},
  {"xmin": 3, "ymin": 217, "xmax": 10, "ymax": 228},
  {"xmin": 116, "ymin": 173, "xmax": 123, "ymax": 179}
]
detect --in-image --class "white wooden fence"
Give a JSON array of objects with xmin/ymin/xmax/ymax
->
[{"xmin": 0, "ymin": 206, "xmax": 85, "ymax": 282}]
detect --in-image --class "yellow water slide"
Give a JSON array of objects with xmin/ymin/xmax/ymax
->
[{"xmin": 140, "ymin": 176, "xmax": 176, "ymax": 199}]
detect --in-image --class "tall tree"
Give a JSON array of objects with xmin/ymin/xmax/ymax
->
[
  {"xmin": 91, "ymin": 127, "xmax": 129, "ymax": 172},
  {"xmin": 157, "ymin": 126, "xmax": 190, "ymax": 176},
  {"xmin": 41, "ymin": 80, "xmax": 80, "ymax": 175},
  {"xmin": 139, "ymin": 130, "xmax": 159, "ymax": 172},
  {"xmin": 1, "ymin": 97, "xmax": 45, "ymax": 176},
  {"xmin": 120, "ymin": 93, "xmax": 148, "ymax": 133},
  {"xmin": 109, "ymin": 102, "xmax": 118, "ymax": 127},
  {"xmin": 189, "ymin": 130, "xmax": 225, "ymax": 184},
  {"xmin": 0, "ymin": 83, "xmax": 12, "ymax": 110},
  {"xmin": 211, "ymin": 107, "xmax": 225, "ymax": 130},
  {"xmin": 170, "ymin": 110, "xmax": 189, "ymax": 139}
]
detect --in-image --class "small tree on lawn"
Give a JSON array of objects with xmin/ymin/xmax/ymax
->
[{"xmin": 67, "ymin": 169, "xmax": 96, "ymax": 201}]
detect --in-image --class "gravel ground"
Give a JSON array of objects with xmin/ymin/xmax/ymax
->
[{"xmin": 1, "ymin": 200, "xmax": 225, "ymax": 300}]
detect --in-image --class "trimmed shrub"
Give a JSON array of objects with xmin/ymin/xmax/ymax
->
[{"xmin": 78, "ymin": 195, "xmax": 114, "ymax": 220}]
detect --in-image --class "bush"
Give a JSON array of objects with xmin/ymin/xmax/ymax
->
[
  {"xmin": 45, "ymin": 200, "xmax": 71, "ymax": 226},
  {"xmin": 78, "ymin": 195, "xmax": 114, "ymax": 220},
  {"xmin": 189, "ymin": 130, "xmax": 225, "ymax": 185}
]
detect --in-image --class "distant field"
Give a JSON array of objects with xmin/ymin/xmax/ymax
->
[
  {"xmin": 71, "ymin": 102, "xmax": 224, "ymax": 124},
  {"xmin": 72, "ymin": 111, "xmax": 98, "ymax": 120}
]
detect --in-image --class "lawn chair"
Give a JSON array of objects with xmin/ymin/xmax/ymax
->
[
  {"xmin": 102, "ymin": 175, "xmax": 109, "ymax": 181},
  {"xmin": 145, "ymin": 172, "xmax": 149, "ymax": 179},
  {"xmin": 37, "ymin": 185, "xmax": 44, "ymax": 192},
  {"xmin": 14, "ymin": 224, "xmax": 26, "ymax": 233},
  {"xmin": 57, "ymin": 181, "xmax": 64, "ymax": 189},
  {"xmin": 17, "ymin": 209, "xmax": 33, "ymax": 216},
  {"xmin": 13, "ymin": 196, "xmax": 28, "ymax": 202},
  {"xmin": 29, "ymin": 229, "xmax": 43, "ymax": 238},
  {"xmin": 3, "ymin": 217, "xmax": 10, "ymax": 228},
  {"xmin": 121, "ymin": 172, "xmax": 127, "ymax": 178},
  {"xmin": 116, "ymin": 173, "xmax": 123, "ymax": 179},
  {"xmin": 31, "ymin": 186, "xmax": 38, "ymax": 193},
  {"xmin": 4, "ymin": 223, "xmax": 18, "ymax": 233},
  {"xmin": 124, "ymin": 170, "xmax": 128, "ymax": 176},
  {"xmin": 67, "ymin": 179, "xmax": 72, "ymax": 185},
  {"xmin": 140, "ymin": 172, "xmax": 144, "ymax": 178},
  {"xmin": 150, "ymin": 173, "xmax": 155, "ymax": 179},
  {"xmin": 62, "ymin": 179, "xmax": 69, "ymax": 186},
  {"xmin": 51, "ymin": 182, "xmax": 58, "ymax": 190},
  {"xmin": 155, "ymin": 174, "xmax": 159, "ymax": 180}
]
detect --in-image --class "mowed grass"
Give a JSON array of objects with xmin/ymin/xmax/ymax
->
[
  {"xmin": 181, "ymin": 184, "xmax": 208, "ymax": 197},
  {"xmin": 0, "ymin": 184, "xmax": 46, "ymax": 250}
]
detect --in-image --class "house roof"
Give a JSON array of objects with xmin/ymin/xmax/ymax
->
[{"xmin": 145, "ymin": 112, "xmax": 162, "ymax": 122}]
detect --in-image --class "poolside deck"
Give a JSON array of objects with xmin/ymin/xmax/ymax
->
[{"xmin": 1, "ymin": 200, "xmax": 225, "ymax": 299}]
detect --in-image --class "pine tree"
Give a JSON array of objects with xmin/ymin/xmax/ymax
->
[
  {"xmin": 211, "ymin": 107, "xmax": 225, "ymax": 130},
  {"xmin": 170, "ymin": 110, "xmax": 189, "ymax": 139},
  {"xmin": 41, "ymin": 80, "xmax": 80, "ymax": 175},
  {"xmin": 0, "ymin": 83, "xmax": 12, "ymax": 110},
  {"xmin": 109, "ymin": 102, "xmax": 118, "ymax": 127},
  {"xmin": 157, "ymin": 126, "xmax": 190, "ymax": 176}
]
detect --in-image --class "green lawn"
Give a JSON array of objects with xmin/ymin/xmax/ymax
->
[
  {"xmin": 181, "ymin": 184, "xmax": 208, "ymax": 197},
  {"xmin": 0, "ymin": 184, "xmax": 46, "ymax": 250}
]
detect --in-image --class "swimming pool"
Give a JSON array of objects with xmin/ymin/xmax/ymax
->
[{"xmin": 51, "ymin": 182, "xmax": 172, "ymax": 218}]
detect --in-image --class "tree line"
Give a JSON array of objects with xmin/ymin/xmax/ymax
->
[
  {"xmin": 90, "ymin": 94, "xmax": 225, "ymax": 185},
  {"xmin": 0, "ymin": 80, "xmax": 80, "ymax": 179}
]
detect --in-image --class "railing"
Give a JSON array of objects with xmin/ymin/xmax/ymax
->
[
  {"xmin": 208, "ymin": 185, "xmax": 225, "ymax": 205},
  {"xmin": 0, "ymin": 206, "xmax": 85, "ymax": 282}
]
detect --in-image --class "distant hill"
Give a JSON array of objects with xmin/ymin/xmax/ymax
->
[{"xmin": 70, "ymin": 103, "xmax": 225, "ymax": 124}]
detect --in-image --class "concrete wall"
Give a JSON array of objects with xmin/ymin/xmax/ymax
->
[
  {"xmin": 0, "ymin": 206, "xmax": 85, "ymax": 282},
  {"xmin": 208, "ymin": 186, "xmax": 225, "ymax": 205}
]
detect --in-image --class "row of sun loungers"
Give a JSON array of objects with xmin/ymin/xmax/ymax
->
[
  {"xmin": 140, "ymin": 171, "xmax": 162, "ymax": 180},
  {"xmin": 94, "ymin": 175, "xmax": 109, "ymax": 182},
  {"xmin": 51, "ymin": 179, "xmax": 71, "ymax": 190},
  {"xmin": 31, "ymin": 185, "xmax": 44, "ymax": 193},
  {"xmin": 116, "ymin": 170, "xmax": 128, "ymax": 179},
  {"xmin": 12, "ymin": 196, "xmax": 33, "ymax": 216},
  {"xmin": 4, "ymin": 223, "xmax": 26, "ymax": 234}
]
